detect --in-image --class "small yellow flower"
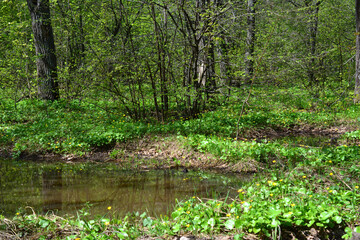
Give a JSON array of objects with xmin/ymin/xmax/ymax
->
[
  {"xmin": 288, "ymin": 211, "xmax": 293, "ymax": 215},
  {"xmin": 237, "ymin": 189, "xmax": 243, "ymax": 193},
  {"xmin": 178, "ymin": 208, "xmax": 182, "ymax": 211},
  {"xmin": 107, "ymin": 206, "xmax": 111, "ymax": 210},
  {"xmin": 236, "ymin": 215, "xmax": 239, "ymax": 219},
  {"xmin": 272, "ymin": 182, "xmax": 277, "ymax": 186},
  {"xmin": 355, "ymin": 186, "xmax": 359, "ymax": 189},
  {"xmin": 329, "ymin": 173, "xmax": 333, "ymax": 176},
  {"xmin": 279, "ymin": 179, "xmax": 283, "ymax": 182},
  {"xmin": 105, "ymin": 222, "xmax": 110, "ymax": 226},
  {"xmin": 192, "ymin": 196, "xmax": 196, "ymax": 199},
  {"xmin": 256, "ymin": 183, "xmax": 260, "ymax": 186},
  {"xmin": 226, "ymin": 213, "xmax": 231, "ymax": 217},
  {"xmin": 302, "ymin": 176, "xmax": 306, "ymax": 179},
  {"xmin": 16, "ymin": 212, "xmax": 20, "ymax": 215},
  {"xmin": 270, "ymin": 193, "xmax": 273, "ymax": 197},
  {"xmin": 186, "ymin": 211, "xmax": 190, "ymax": 214},
  {"xmin": 291, "ymin": 203, "xmax": 295, "ymax": 207},
  {"xmin": 272, "ymin": 160, "xmax": 276, "ymax": 163},
  {"xmin": 328, "ymin": 160, "xmax": 332, "ymax": 163},
  {"xmin": 186, "ymin": 224, "xmax": 190, "ymax": 228},
  {"xmin": 309, "ymin": 195, "xmax": 313, "ymax": 197},
  {"xmin": 75, "ymin": 238, "xmax": 81, "ymax": 240},
  {"xmin": 241, "ymin": 201, "xmax": 245, "ymax": 204},
  {"xmin": 329, "ymin": 190, "xmax": 333, "ymax": 193},
  {"xmin": 326, "ymin": 187, "xmax": 330, "ymax": 190}
]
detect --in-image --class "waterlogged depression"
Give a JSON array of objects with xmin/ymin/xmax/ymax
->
[{"xmin": 0, "ymin": 160, "xmax": 251, "ymax": 217}]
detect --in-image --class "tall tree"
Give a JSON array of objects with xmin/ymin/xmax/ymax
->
[
  {"xmin": 356, "ymin": 0, "xmax": 360, "ymax": 102},
  {"xmin": 305, "ymin": 0, "xmax": 321, "ymax": 86},
  {"xmin": 27, "ymin": 0, "xmax": 59, "ymax": 100},
  {"xmin": 244, "ymin": 0, "xmax": 256, "ymax": 84}
]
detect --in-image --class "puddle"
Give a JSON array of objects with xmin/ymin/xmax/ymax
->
[{"xmin": 0, "ymin": 160, "xmax": 250, "ymax": 217}]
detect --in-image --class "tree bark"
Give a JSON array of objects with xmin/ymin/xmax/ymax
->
[
  {"xmin": 305, "ymin": 0, "xmax": 320, "ymax": 86},
  {"xmin": 355, "ymin": 0, "xmax": 360, "ymax": 102},
  {"xmin": 27, "ymin": 0, "xmax": 59, "ymax": 100},
  {"xmin": 244, "ymin": 0, "xmax": 256, "ymax": 84}
]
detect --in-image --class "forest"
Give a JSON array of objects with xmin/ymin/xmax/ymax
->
[{"xmin": 0, "ymin": 0, "xmax": 360, "ymax": 239}]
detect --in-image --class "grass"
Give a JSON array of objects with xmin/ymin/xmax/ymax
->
[{"xmin": 1, "ymin": 85, "xmax": 360, "ymax": 239}]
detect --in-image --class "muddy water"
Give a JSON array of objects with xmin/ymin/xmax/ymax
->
[{"xmin": 0, "ymin": 160, "xmax": 250, "ymax": 217}]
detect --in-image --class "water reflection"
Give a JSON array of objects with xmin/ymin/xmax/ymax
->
[
  {"xmin": 0, "ymin": 161, "xmax": 249, "ymax": 217},
  {"xmin": 42, "ymin": 168, "xmax": 62, "ymax": 213}
]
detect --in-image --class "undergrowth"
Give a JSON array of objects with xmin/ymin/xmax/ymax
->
[{"xmin": 1, "ymin": 86, "xmax": 360, "ymax": 239}]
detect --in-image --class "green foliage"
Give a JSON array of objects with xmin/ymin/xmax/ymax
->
[{"xmin": 171, "ymin": 174, "xmax": 360, "ymax": 238}]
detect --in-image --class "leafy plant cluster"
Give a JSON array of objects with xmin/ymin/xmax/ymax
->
[
  {"xmin": 1, "ymin": 86, "xmax": 357, "ymax": 159},
  {"xmin": 171, "ymin": 173, "xmax": 360, "ymax": 239}
]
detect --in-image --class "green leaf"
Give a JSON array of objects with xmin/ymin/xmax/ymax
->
[
  {"xmin": 171, "ymin": 211, "xmax": 180, "ymax": 219},
  {"xmin": 270, "ymin": 218, "xmax": 280, "ymax": 228},
  {"xmin": 39, "ymin": 219, "xmax": 49, "ymax": 228},
  {"xmin": 355, "ymin": 226, "xmax": 360, "ymax": 233},
  {"xmin": 316, "ymin": 222, "xmax": 324, "ymax": 227},
  {"xmin": 172, "ymin": 224, "xmax": 181, "ymax": 232},
  {"xmin": 235, "ymin": 219, "xmax": 243, "ymax": 229},
  {"xmin": 319, "ymin": 211, "xmax": 333, "ymax": 220},
  {"xmin": 208, "ymin": 218, "xmax": 215, "ymax": 227},
  {"xmin": 234, "ymin": 234, "xmax": 244, "ymax": 240},
  {"xmin": 143, "ymin": 217, "xmax": 153, "ymax": 227},
  {"xmin": 333, "ymin": 216, "xmax": 342, "ymax": 224},
  {"xmin": 268, "ymin": 209, "xmax": 281, "ymax": 218},
  {"xmin": 225, "ymin": 219, "xmax": 235, "ymax": 230}
]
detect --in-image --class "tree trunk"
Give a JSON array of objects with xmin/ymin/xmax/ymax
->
[
  {"xmin": 355, "ymin": 0, "xmax": 360, "ymax": 103},
  {"xmin": 244, "ymin": 0, "xmax": 256, "ymax": 85},
  {"xmin": 27, "ymin": 0, "xmax": 59, "ymax": 100},
  {"xmin": 305, "ymin": 0, "xmax": 320, "ymax": 86}
]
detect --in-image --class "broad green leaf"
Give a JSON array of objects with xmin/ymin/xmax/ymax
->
[
  {"xmin": 225, "ymin": 219, "xmax": 235, "ymax": 230},
  {"xmin": 333, "ymin": 216, "xmax": 342, "ymax": 224},
  {"xmin": 208, "ymin": 218, "xmax": 215, "ymax": 227},
  {"xmin": 270, "ymin": 218, "xmax": 280, "ymax": 228},
  {"xmin": 172, "ymin": 224, "xmax": 181, "ymax": 232}
]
